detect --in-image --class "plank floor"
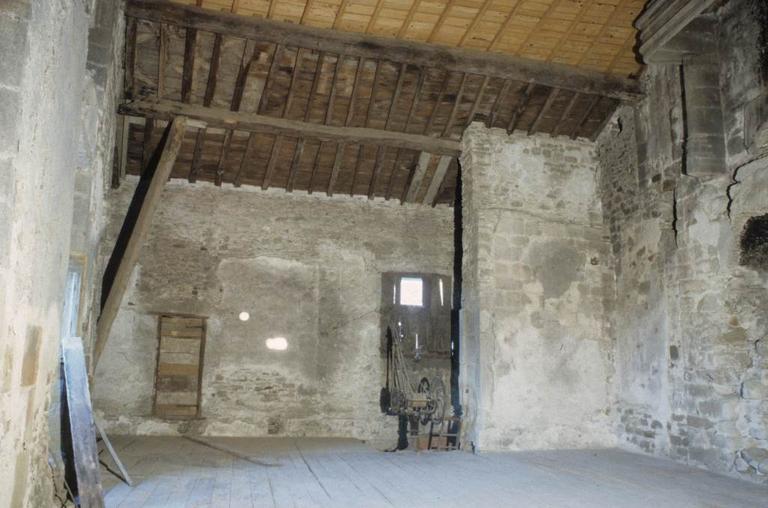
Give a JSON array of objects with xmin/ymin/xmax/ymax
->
[{"xmin": 101, "ymin": 436, "xmax": 768, "ymax": 507}]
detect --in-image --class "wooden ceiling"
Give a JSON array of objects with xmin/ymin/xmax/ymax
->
[
  {"xmin": 118, "ymin": 0, "xmax": 642, "ymax": 205},
  {"xmin": 171, "ymin": 0, "xmax": 645, "ymax": 77}
]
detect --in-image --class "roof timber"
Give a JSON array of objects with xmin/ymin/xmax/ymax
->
[
  {"xmin": 121, "ymin": 98, "xmax": 461, "ymax": 155},
  {"xmin": 126, "ymin": 0, "xmax": 642, "ymax": 102}
]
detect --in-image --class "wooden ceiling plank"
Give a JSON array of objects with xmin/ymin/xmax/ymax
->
[
  {"xmin": 332, "ymin": 0, "xmax": 351, "ymax": 29},
  {"xmin": 552, "ymin": 92, "xmax": 580, "ymax": 137},
  {"xmin": 488, "ymin": 79, "xmax": 511, "ymax": 128},
  {"xmin": 181, "ymin": 27, "xmax": 197, "ymax": 103},
  {"xmin": 442, "ymin": 72, "xmax": 468, "ymax": 137},
  {"xmin": 261, "ymin": 134, "xmax": 283, "ymax": 189},
  {"xmin": 365, "ymin": 0, "xmax": 386, "ymax": 33},
  {"xmin": 465, "ymin": 74, "xmax": 490, "ymax": 129},
  {"xmin": 573, "ymin": 0, "xmax": 632, "ymax": 69},
  {"xmin": 507, "ymin": 82, "xmax": 536, "ymax": 133},
  {"xmin": 458, "ymin": 0, "xmax": 494, "ymax": 48},
  {"xmin": 188, "ymin": 126, "xmax": 206, "ymax": 183},
  {"xmin": 570, "ymin": 95, "xmax": 602, "ymax": 139},
  {"xmin": 203, "ymin": 33, "xmax": 222, "ymax": 107},
  {"xmin": 396, "ymin": 0, "xmax": 422, "ymax": 38},
  {"xmin": 488, "ymin": 1, "xmax": 527, "ymax": 52},
  {"xmin": 366, "ymin": 59, "xmax": 384, "ymax": 127},
  {"xmin": 299, "ymin": 0, "xmax": 313, "ymax": 24},
  {"xmin": 125, "ymin": 17, "xmax": 138, "ymax": 98},
  {"xmin": 422, "ymin": 154, "xmax": 452, "ymax": 205},
  {"xmin": 404, "ymin": 151, "xmax": 432, "ymax": 203},
  {"xmin": 427, "ymin": 0, "xmax": 457, "ymax": 43},
  {"xmin": 529, "ymin": 88, "xmax": 560, "ymax": 135},
  {"xmin": 233, "ymin": 132, "xmax": 259, "ymax": 188},
  {"xmin": 126, "ymin": 0, "xmax": 642, "ymax": 101},
  {"xmin": 327, "ymin": 142, "xmax": 345, "ymax": 196}
]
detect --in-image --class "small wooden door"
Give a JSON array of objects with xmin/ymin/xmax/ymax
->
[{"xmin": 153, "ymin": 314, "xmax": 206, "ymax": 419}]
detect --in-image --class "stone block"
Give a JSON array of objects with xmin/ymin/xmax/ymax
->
[
  {"xmin": 741, "ymin": 378, "xmax": 767, "ymax": 399},
  {"xmin": 0, "ymin": 87, "xmax": 20, "ymax": 154}
]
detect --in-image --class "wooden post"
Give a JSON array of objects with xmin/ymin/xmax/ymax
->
[{"xmin": 94, "ymin": 117, "xmax": 188, "ymax": 367}]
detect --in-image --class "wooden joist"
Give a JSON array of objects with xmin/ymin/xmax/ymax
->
[
  {"xmin": 422, "ymin": 155, "xmax": 452, "ymax": 206},
  {"xmin": 404, "ymin": 151, "xmax": 432, "ymax": 203},
  {"xmin": 94, "ymin": 117, "xmax": 188, "ymax": 366},
  {"xmin": 126, "ymin": 0, "xmax": 642, "ymax": 102}
]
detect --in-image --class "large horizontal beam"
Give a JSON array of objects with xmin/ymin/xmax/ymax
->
[
  {"xmin": 119, "ymin": 98, "xmax": 461, "ymax": 155},
  {"xmin": 126, "ymin": 0, "xmax": 642, "ymax": 102}
]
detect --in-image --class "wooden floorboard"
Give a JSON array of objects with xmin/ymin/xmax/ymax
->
[{"xmin": 102, "ymin": 436, "xmax": 768, "ymax": 508}]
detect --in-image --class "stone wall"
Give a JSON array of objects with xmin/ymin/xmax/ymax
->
[
  {"xmin": 0, "ymin": 0, "xmax": 116, "ymax": 505},
  {"xmin": 93, "ymin": 179, "xmax": 453, "ymax": 445},
  {"xmin": 460, "ymin": 125, "xmax": 615, "ymax": 451},
  {"xmin": 597, "ymin": 0, "xmax": 768, "ymax": 483}
]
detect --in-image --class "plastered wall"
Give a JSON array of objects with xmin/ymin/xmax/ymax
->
[
  {"xmin": 93, "ymin": 179, "xmax": 453, "ymax": 446},
  {"xmin": 460, "ymin": 125, "xmax": 615, "ymax": 451}
]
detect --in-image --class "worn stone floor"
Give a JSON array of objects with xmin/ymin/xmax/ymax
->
[{"xmin": 100, "ymin": 436, "xmax": 768, "ymax": 507}]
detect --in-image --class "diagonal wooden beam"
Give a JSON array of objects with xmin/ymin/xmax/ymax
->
[
  {"xmin": 404, "ymin": 151, "xmax": 432, "ymax": 203},
  {"xmin": 529, "ymin": 88, "xmax": 559, "ymax": 134},
  {"xmin": 442, "ymin": 72, "xmax": 468, "ymax": 137},
  {"xmin": 94, "ymin": 117, "xmax": 188, "ymax": 366},
  {"xmin": 327, "ymin": 142, "xmax": 345, "ymax": 196},
  {"xmin": 157, "ymin": 23, "xmax": 168, "ymax": 97},
  {"xmin": 261, "ymin": 134, "xmax": 283, "ymax": 189},
  {"xmin": 204, "ymin": 34, "xmax": 222, "ymax": 107},
  {"xmin": 507, "ymin": 82, "xmax": 535, "ymax": 133},
  {"xmin": 368, "ymin": 146, "xmax": 386, "ymax": 199},
  {"xmin": 125, "ymin": 17, "xmax": 138, "ymax": 98},
  {"xmin": 422, "ymin": 155, "xmax": 452, "ymax": 205},
  {"xmin": 127, "ymin": 0, "xmax": 642, "ymax": 101},
  {"xmin": 188, "ymin": 126, "xmax": 206, "ymax": 182},
  {"xmin": 465, "ymin": 75, "xmax": 490, "ymax": 128},
  {"xmin": 488, "ymin": 79, "xmax": 511, "ymax": 128},
  {"xmin": 233, "ymin": 132, "xmax": 256, "ymax": 187},
  {"xmin": 552, "ymin": 92, "xmax": 579, "ymax": 137},
  {"xmin": 570, "ymin": 95, "xmax": 601, "ymax": 139}
]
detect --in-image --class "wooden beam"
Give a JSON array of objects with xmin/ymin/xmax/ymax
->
[
  {"xmin": 256, "ymin": 43, "xmax": 282, "ymax": 114},
  {"xmin": 386, "ymin": 63, "xmax": 408, "ymax": 130},
  {"xmin": 157, "ymin": 23, "xmax": 168, "ymax": 97},
  {"xmin": 125, "ymin": 17, "xmax": 138, "ymax": 98},
  {"xmin": 121, "ymin": 98, "xmax": 461, "ymax": 155},
  {"xmin": 127, "ymin": 0, "xmax": 642, "ymax": 101},
  {"xmin": 204, "ymin": 34, "xmax": 222, "ymax": 107},
  {"xmin": 325, "ymin": 53, "xmax": 344, "ymax": 125},
  {"xmin": 422, "ymin": 155, "xmax": 452, "ymax": 205},
  {"xmin": 181, "ymin": 28, "xmax": 197, "ymax": 103},
  {"xmin": 488, "ymin": 79, "xmax": 511, "ymax": 128},
  {"xmin": 231, "ymin": 40, "xmax": 258, "ymax": 112},
  {"xmin": 552, "ymin": 92, "xmax": 579, "ymax": 136},
  {"xmin": 94, "ymin": 117, "xmax": 188, "ymax": 366},
  {"xmin": 528, "ymin": 88, "xmax": 559, "ymax": 134},
  {"xmin": 286, "ymin": 138, "xmax": 305, "ymax": 192},
  {"xmin": 570, "ymin": 95, "xmax": 601, "ymax": 139},
  {"xmin": 215, "ymin": 129, "xmax": 232, "ymax": 186},
  {"xmin": 442, "ymin": 72, "xmax": 468, "ymax": 137},
  {"xmin": 233, "ymin": 132, "xmax": 256, "ymax": 187},
  {"xmin": 188, "ymin": 127, "xmax": 205, "ymax": 183},
  {"xmin": 368, "ymin": 146, "xmax": 386, "ymax": 199},
  {"xmin": 404, "ymin": 151, "xmax": 432, "ymax": 202},
  {"xmin": 466, "ymin": 75, "xmax": 490, "ymax": 127},
  {"xmin": 141, "ymin": 118, "xmax": 155, "ymax": 174},
  {"xmin": 261, "ymin": 135, "xmax": 282, "ymax": 189},
  {"xmin": 507, "ymin": 82, "xmax": 535, "ymax": 133},
  {"xmin": 327, "ymin": 142, "xmax": 345, "ymax": 196}
]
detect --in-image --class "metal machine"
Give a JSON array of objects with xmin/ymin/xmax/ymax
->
[{"xmin": 379, "ymin": 321, "xmax": 446, "ymax": 426}]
